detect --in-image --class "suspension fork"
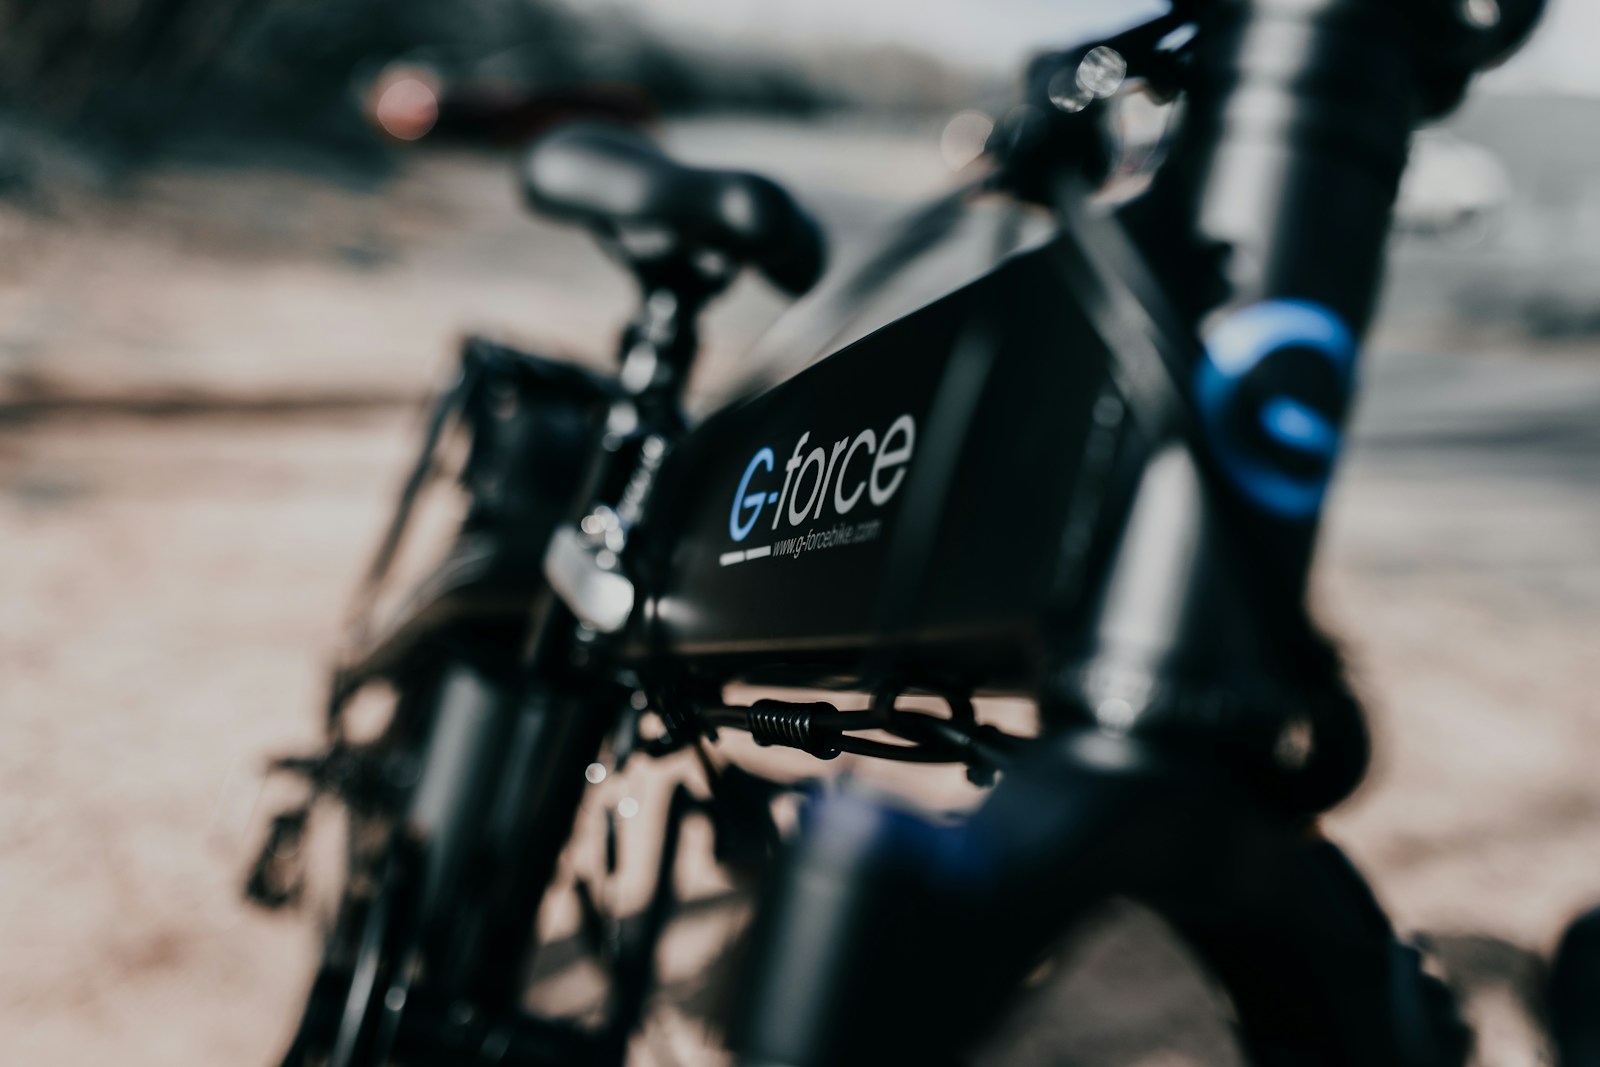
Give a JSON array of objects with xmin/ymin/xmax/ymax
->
[
  {"xmin": 459, "ymin": 663, "xmax": 620, "ymax": 1013},
  {"xmin": 364, "ymin": 623, "xmax": 622, "ymax": 1016},
  {"xmin": 405, "ymin": 660, "xmax": 518, "ymax": 963},
  {"xmin": 730, "ymin": 731, "xmax": 1467, "ymax": 1067},
  {"xmin": 313, "ymin": 654, "xmax": 523, "ymax": 1067}
]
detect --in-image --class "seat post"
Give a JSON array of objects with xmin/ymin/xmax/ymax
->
[
  {"xmin": 612, "ymin": 256, "xmax": 731, "ymax": 407},
  {"xmin": 519, "ymin": 122, "xmax": 824, "ymax": 407}
]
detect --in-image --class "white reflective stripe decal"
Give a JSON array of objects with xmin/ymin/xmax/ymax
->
[{"xmin": 720, "ymin": 543, "xmax": 772, "ymax": 567}]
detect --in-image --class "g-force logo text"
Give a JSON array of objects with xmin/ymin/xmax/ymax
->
[{"xmin": 721, "ymin": 414, "xmax": 915, "ymax": 567}]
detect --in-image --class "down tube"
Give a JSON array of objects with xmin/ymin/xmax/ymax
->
[{"xmin": 625, "ymin": 241, "xmax": 1134, "ymax": 694}]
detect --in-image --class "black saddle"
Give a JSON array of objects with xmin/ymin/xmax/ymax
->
[{"xmin": 521, "ymin": 123, "xmax": 825, "ymax": 296}]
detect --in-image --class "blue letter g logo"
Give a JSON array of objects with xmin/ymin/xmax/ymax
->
[
  {"xmin": 730, "ymin": 447, "xmax": 775, "ymax": 542},
  {"xmin": 1195, "ymin": 300, "xmax": 1356, "ymax": 521}
]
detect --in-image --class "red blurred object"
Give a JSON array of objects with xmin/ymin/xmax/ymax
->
[
  {"xmin": 363, "ymin": 62, "xmax": 657, "ymax": 146},
  {"xmin": 370, "ymin": 67, "xmax": 441, "ymax": 142},
  {"xmin": 436, "ymin": 81, "xmax": 658, "ymax": 144}
]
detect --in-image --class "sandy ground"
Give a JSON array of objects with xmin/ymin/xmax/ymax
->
[{"xmin": 2, "ymin": 118, "xmax": 1599, "ymax": 1065}]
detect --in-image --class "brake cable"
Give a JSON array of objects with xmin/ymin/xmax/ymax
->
[{"xmin": 699, "ymin": 697, "xmax": 1027, "ymax": 776}]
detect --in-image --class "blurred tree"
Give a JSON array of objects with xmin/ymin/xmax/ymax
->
[
  {"xmin": 0, "ymin": 0, "xmax": 266, "ymax": 129},
  {"xmin": 0, "ymin": 0, "xmax": 914, "ymax": 172},
  {"xmin": 0, "ymin": 0, "xmax": 419, "ymax": 157}
]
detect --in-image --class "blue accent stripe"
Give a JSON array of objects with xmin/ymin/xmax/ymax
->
[
  {"xmin": 1195, "ymin": 300, "xmax": 1356, "ymax": 520},
  {"xmin": 1260, "ymin": 398, "xmax": 1338, "ymax": 457}
]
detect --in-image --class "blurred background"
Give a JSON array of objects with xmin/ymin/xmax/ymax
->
[{"xmin": 2, "ymin": 1, "xmax": 1598, "ymax": 1064}]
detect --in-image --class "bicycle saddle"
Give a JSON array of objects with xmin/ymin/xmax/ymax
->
[{"xmin": 521, "ymin": 123, "xmax": 826, "ymax": 296}]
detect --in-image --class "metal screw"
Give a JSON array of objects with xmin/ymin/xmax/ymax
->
[
  {"xmin": 1077, "ymin": 46, "xmax": 1128, "ymax": 98},
  {"xmin": 1462, "ymin": 0, "xmax": 1500, "ymax": 29},
  {"xmin": 1048, "ymin": 70, "xmax": 1091, "ymax": 113},
  {"xmin": 1094, "ymin": 696, "xmax": 1137, "ymax": 734},
  {"xmin": 1049, "ymin": 46, "xmax": 1127, "ymax": 115},
  {"xmin": 1274, "ymin": 716, "xmax": 1315, "ymax": 771}
]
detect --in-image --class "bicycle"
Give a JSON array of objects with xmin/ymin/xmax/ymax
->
[{"xmin": 240, "ymin": 1, "xmax": 1581, "ymax": 1063}]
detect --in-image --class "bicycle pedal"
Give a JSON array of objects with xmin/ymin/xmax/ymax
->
[
  {"xmin": 244, "ymin": 808, "xmax": 310, "ymax": 910},
  {"xmin": 573, "ymin": 877, "xmax": 618, "ymax": 963},
  {"xmin": 387, "ymin": 990, "xmax": 596, "ymax": 1066},
  {"xmin": 266, "ymin": 751, "xmax": 330, "ymax": 782}
]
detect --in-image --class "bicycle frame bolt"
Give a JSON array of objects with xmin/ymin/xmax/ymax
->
[
  {"xmin": 1461, "ymin": 0, "xmax": 1500, "ymax": 29},
  {"xmin": 1094, "ymin": 696, "xmax": 1137, "ymax": 733},
  {"xmin": 1077, "ymin": 46, "xmax": 1127, "ymax": 99},
  {"xmin": 1047, "ymin": 69, "xmax": 1092, "ymax": 113},
  {"xmin": 1274, "ymin": 717, "xmax": 1315, "ymax": 770}
]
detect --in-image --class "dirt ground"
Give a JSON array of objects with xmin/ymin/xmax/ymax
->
[{"xmin": 2, "ymin": 119, "xmax": 1599, "ymax": 1065}]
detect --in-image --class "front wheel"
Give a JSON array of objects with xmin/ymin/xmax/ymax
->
[
  {"xmin": 1552, "ymin": 906, "xmax": 1600, "ymax": 1067},
  {"xmin": 271, "ymin": 656, "xmax": 516, "ymax": 1067},
  {"xmin": 275, "ymin": 839, "xmax": 420, "ymax": 1067},
  {"xmin": 270, "ymin": 656, "xmax": 616, "ymax": 1066}
]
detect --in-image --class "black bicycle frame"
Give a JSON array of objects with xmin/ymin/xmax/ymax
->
[
  {"xmin": 592, "ymin": 1, "xmax": 1529, "ymax": 1063},
  {"xmin": 618, "ymin": 0, "xmax": 1438, "ymax": 775},
  {"xmin": 259, "ymin": 1, "xmax": 1546, "ymax": 1063},
  {"xmin": 625, "ymin": 239, "xmax": 1125, "ymax": 691}
]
